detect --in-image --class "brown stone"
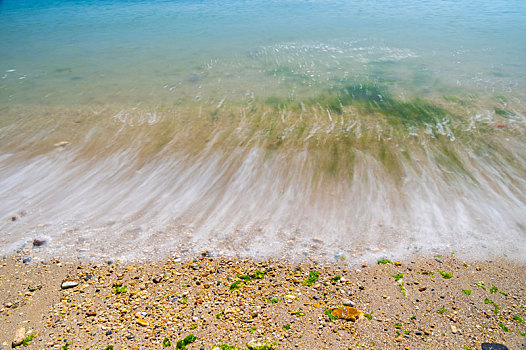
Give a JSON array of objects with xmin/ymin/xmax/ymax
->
[{"xmin": 331, "ymin": 306, "xmax": 363, "ymax": 321}]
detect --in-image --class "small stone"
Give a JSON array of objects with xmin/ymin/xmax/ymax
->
[
  {"xmin": 86, "ymin": 311, "xmax": 97, "ymax": 317},
  {"xmin": 152, "ymin": 276, "xmax": 162, "ymax": 283},
  {"xmin": 22, "ymin": 257, "xmax": 31, "ymax": 263},
  {"xmin": 12, "ymin": 327, "xmax": 26, "ymax": 347},
  {"xmin": 342, "ymin": 299, "xmax": 356, "ymax": 307},
  {"xmin": 395, "ymin": 337, "xmax": 403, "ymax": 342},
  {"xmin": 424, "ymin": 330, "xmax": 431, "ymax": 335},
  {"xmin": 33, "ymin": 239, "xmax": 46, "ymax": 247},
  {"xmin": 395, "ymin": 261, "xmax": 402, "ymax": 266},
  {"xmin": 61, "ymin": 280, "xmax": 78, "ymax": 289},
  {"xmin": 105, "ymin": 330, "xmax": 112, "ymax": 336},
  {"xmin": 419, "ymin": 286, "xmax": 427, "ymax": 292},
  {"xmin": 450, "ymin": 325, "xmax": 458, "ymax": 334},
  {"xmin": 136, "ymin": 318, "xmax": 149, "ymax": 327}
]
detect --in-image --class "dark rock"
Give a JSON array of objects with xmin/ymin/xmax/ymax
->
[
  {"xmin": 126, "ymin": 335, "xmax": 135, "ymax": 340},
  {"xmin": 435, "ymin": 258, "xmax": 442, "ymax": 263},
  {"xmin": 481, "ymin": 343, "xmax": 508, "ymax": 350},
  {"xmin": 153, "ymin": 276, "xmax": 162, "ymax": 283},
  {"xmin": 86, "ymin": 311, "xmax": 96, "ymax": 317},
  {"xmin": 312, "ymin": 295, "xmax": 320, "ymax": 300},
  {"xmin": 11, "ymin": 215, "xmax": 19, "ymax": 222},
  {"xmin": 83, "ymin": 274, "xmax": 92, "ymax": 281},
  {"xmin": 32, "ymin": 239, "xmax": 46, "ymax": 247},
  {"xmin": 22, "ymin": 257, "xmax": 31, "ymax": 263},
  {"xmin": 105, "ymin": 331, "xmax": 112, "ymax": 336}
]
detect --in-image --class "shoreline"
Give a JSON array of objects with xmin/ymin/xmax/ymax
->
[{"xmin": 1, "ymin": 253, "xmax": 524, "ymax": 349}]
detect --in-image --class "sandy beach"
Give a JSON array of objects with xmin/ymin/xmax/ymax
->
[{"xmin": 1, "ymin": 251, "xmax": 524, "ymax": 350}]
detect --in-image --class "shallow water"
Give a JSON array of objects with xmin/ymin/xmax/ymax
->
[{"xmin": 0, "ymin": 0, "xmax": 525, "ymax": 262}]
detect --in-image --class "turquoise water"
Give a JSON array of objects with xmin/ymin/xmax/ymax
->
[
  {"xmin": 2, "ymin": 0, "xmax": 526, "ymax": 105},
  {"xmin": 0, "ymin": 0, "xmax": 525, "ymax": 261}
]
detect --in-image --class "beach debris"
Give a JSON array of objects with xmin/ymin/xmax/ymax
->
[
  {"xmin": 61, "ymin": 280, "xmax": 79, "ymax": 289},
  {"xmin": 11, "ymin": 215, "xmax": 19, "ymax": 221},
  {"xmin": 54, "ymin": 141, "xmax": 70, "ymax": 148},
  {"xmin": 330, "ymin": 306, "xmax": 364, "ymax": 321},
  {"xmin": 496, "ymin": 124, "xmax": 507, "ymax": 128},
  {"xmin": 33, "ymin": 239, "xmax": 46, "ymax": 247},
  {"xmin": 22, "ymin": 257, "xmax": 31, "ymax": 263},
  {"xmin": 12, "ymin": 327, "xmax": 26, "ymax": 347}
]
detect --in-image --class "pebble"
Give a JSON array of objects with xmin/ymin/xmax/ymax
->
[
  {"xmin": 450, "ymin": 325, "xmax": 458, "ymax": 334},
  {"xmin": 12, "ymin": 327, "xmax": 26, "ymax": 347},
  {"xmin": 342, "ymin": 299, "xmax": 356, "ymax": 307},
  {"xmin": 152, "ymin": 276, "xmax": 162, "ymax": 283},
  {"xmin": 61, "ymin": 280, "xmax": 79, "ymax": 289},
  {"xmin": 136, "ymin": 318, "xmax": 149, "ymax": 327},
  {"xmin": 22, "ymin": 257, "xmax": 31, "ymax": 264}
]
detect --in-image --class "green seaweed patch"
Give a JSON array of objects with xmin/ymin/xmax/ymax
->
[
  {"xmin": 113, "ymin": 284, "xmax": 127, "ymax": 294},
  {"xmin": 163, "ymin": 338, "xmax": 172, "ymax": 347},
  {"xmin": 324, "ymin": 308, "xmax": 339, "ymax": 321},
  {"xmin": 216, "ymin": 311, "xmax": 224, "ymax": 319},
  {"xmin": 438, "ymin": 271, "xmax": 453, "ymax": 279},
  {"xmin": 462, "ymin": 289, "xmax": 471, "ymax": 295},
  {"xmin": 437, "ymin": 306, "xmax": 447, "ymax": 314},
  {"xmin": 513, "ymin": 315, "xmax": 524, "ymax": 324},
  {"xmin": 364, "ymin": 313, "xmax": 373, "ymax": 320},
  {"xmin": 176, "ymin": 334, "xmax": 197, "ymax": 350},
  {"xmin": 377, "ymin": 258, "xmax": 393, "ymax": 265},
  {"xmin": 330, "ymin": 275, "xmax": 341, "ymax": 282},
  {"xmin": 19, "ymin": 334, "xmax": 36, "ymax": 347},
  {"xmin": 62, "ymin": 341, "xmax": 73, "ymax": 350},
  {"xmin": 484, "ymin": 298, "xmax": 500, "ymax": 314},
  {"xmin": 301, "ymin": 270, "xmax": 320, "ymax": 286},
  {"xmin": 282, "ymin": 324, "xmax": 291, "ymax": 330},
  {"xmin": 213, "ymin": 344, "xmax": 237, "ymax": 350},
  {"xmin": 394, "ymin": 323, "xmax": 402, "ymax": 329},
  {"xmin": 498, "ymin": 322, "xmax": 509, "ymax": 332},
  {"xmin": 104, "ymin": 346, "xmax": 114, "ymax": 350},
  {"xmin": 474, "ymin": 281, "xmax": 486, "ymax": 291},
  {"xmin": 489, "ymin": 284, "xmax": 498, "ymax": 294},
  {"xmin": 229, "ymin": 280, "xmax": 243, "ymax": 291},
  {"xmin": 494, "ymin": 108, "xmax": 512, "ymax": 117}
]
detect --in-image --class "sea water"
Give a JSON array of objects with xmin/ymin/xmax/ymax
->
[{"xmin": 0, "ymin": 0, "xmax": 525, "ymax": 262}]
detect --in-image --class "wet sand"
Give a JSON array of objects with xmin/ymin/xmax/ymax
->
[{"xmin": 1, "ymin": 253, "xmax": 525, "ymax": 349}]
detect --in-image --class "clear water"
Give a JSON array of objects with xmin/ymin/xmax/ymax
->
[{"xmin": 0, "ymin": 0, "xmax": 525, "ymax": 262}]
